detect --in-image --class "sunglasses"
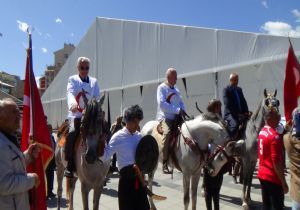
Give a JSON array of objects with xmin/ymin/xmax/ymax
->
[{"xmin": 80, "ymin": 66, "xmax": 89, "ymax": 71}]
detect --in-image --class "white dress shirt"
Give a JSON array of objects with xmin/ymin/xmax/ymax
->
[
  {"xmin": 66, "ymin": 75, "xmax": 100, "ymax": 118},
  {"xmin": 102, "ymin": 127, "xmax": 141, "ymax": 170},
  {"xmin": 156, "ymin": 82, "xmax": 185, "ymax": 121}
]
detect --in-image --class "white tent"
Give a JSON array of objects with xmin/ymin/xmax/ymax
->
[{"xmin": 42, "ymin": 17, "xmax": 300, "ymax": 127}]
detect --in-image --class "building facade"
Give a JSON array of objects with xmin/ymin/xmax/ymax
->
[{"xmin": 39, "ymin": 43, "xmax": 75, "ymax": 95}]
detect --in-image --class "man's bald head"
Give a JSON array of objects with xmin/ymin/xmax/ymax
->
[
  {"xmin": 229, "ymin": 73, "xmax": 239, "ymax": 87},
  {"xmin": 0, "ymin": 98, "xmax": 16, "ymax": 117},
  {"xmin": 0, "ymin": 98, "xmax": 20, "ymax": 134}
]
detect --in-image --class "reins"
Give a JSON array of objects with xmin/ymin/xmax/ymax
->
[{"xmin": 179, "ymin": 115, "xmax": 231, "ymax": 168}]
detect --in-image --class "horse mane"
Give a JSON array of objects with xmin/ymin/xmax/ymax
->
[
  {"xmin": 251, "ymin": 99, "xmax": 263, "ymax": 122},
  {"xmin": 57, "ymin": 121, "xmax": 69, "ymax": 138},
  {"xmin": 81, "ymin": 99, "xmax": 103, "ymax": 135}
]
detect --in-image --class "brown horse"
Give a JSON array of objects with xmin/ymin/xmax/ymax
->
[{"xmin": 55, "ymin": 98, "xmax": 110, "ymax": 210}]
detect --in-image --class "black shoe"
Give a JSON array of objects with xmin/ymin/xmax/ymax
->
[{"xmin": 64, "ymin": 168, "xmax": 74, "ymax": 178}]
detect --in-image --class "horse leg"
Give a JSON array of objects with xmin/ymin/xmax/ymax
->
[
  {"xmin": 56, "ymin": 161, "xmax": 64, "ymax": 210},
  {"xmin": 191, "ymin": 173, "xmax": 201, "ymax": 210},
  {"xmin": 148, "ymin": 172, "xmax": 157, "ymax": 210},
  {"xmin": 242, "ymin": 158, "xmax": 249, "ymax": 210},
  {"xmin": 93, "ymin": 186, "xmax": 102, "ymax": 210},
  {"xmin": 242, "ymin": 158, "xmax": 256, "ymax": 210},
  {"xmin": 67, "ymin": 177, "xmax": 77, "ymax": 210},
  {"xmin": 246, "ymin": 160, "xmax": 257, "ymax": 205},
  {"xmin": 81, "ymin": 183, "xmax": 90, "ymax": 210},
  {"xmin": 182, "ymin": 173, "xmax": 191, "ymax": 210}
]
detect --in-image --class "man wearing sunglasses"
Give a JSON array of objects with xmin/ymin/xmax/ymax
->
[{"xmin": 64, "ymin": 56, "xmax": 100, "ymax": 178}]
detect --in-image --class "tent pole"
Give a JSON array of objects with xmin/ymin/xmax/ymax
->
[{"xmin": 214, "ymin": 72, "xmax": 218, "ymax": 99}]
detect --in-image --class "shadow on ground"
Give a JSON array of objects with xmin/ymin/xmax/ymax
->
[
  {"xmin": 103, "ymin": 188, "xmax": 118, "ymax": 197},
  {"xmin": 47, "ymin": 196, "xmax": 68, "ymax": 208},
  {"xmin": 220, "ymin": 194, "xmax": 263, "ymax": 209}
]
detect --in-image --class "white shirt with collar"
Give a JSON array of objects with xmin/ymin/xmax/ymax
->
[
  {"xmin": 67, "ymin": 74, "xmax": 100, "ymax": 118},
  {"xmin": 102, "ymin": 127, "xmax": 141, "ymax": 170},
  {"xmin": 156, "ymin": 82, "xmax": 185, "ymax": 121}
]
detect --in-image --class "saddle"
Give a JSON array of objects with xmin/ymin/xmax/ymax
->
[{"xmin": 154, "ymin": 115, "xmax": 184, "ymax": 172}]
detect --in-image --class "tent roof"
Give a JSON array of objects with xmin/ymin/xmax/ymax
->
[{"xmin": 42, "ymin": 17, "xmax": 300, "ymax": 103}]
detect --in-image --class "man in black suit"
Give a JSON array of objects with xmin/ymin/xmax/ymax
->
[{"xmin": 223, "ymin": 73, "xmax": 249, "ymax": 139}]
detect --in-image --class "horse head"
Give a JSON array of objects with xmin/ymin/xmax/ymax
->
[
  {"xmin": 205, "ymin": 140, "xmax": 245, "ymax": 176},
  {"xmin": 263, "ymin": 89, "xmax": 280, "ymax": 113},
  {"xmin": 182, "ymin": 119, "xmax": 229, "ymax": 174},
  {"xmin": 81, "ymin": 95, "xmax": 105, "ymax": 164}
]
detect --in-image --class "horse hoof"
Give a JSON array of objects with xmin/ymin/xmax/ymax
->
[{"xmin": 242, "ymin": 202, "xmax": 249, "ymax": 210}]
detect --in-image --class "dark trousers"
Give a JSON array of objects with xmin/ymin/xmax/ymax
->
[
  {"xmin": 203, "ymin": 168, "xmax": 223, "ymax": 210},
  {"xmin": 224, "ymin": 114, "xmax": 239, "ymax": 138},
  {"xmin": 46, "ymin": 158, "xmax": 56, "ymax": 195},
  {"xmin": 259, "ymin": 179, "xmax": 284, "ymax": 210},
  {"xmin": 65, "ymin": 117, "xmax": 81, "ymax": 170},
  {"xmin": 112, "ymin": 154, "xmax": 117, "ymax": 168},
  {"xmin": 118, "ymin": 165, "xmax": 150, "ymax": 210}
]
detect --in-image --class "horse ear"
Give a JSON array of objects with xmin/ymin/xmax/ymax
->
[
  {"xmin": 99, "ymin": 94, "xmax": 105, "ymax": 106},
  {"xmin": 264, "ymin": 89, "xmax": 267, "ymax": 98},
  {"xmin": 273, "ymin": 89, "xmax": 277, "ymax": 97}
]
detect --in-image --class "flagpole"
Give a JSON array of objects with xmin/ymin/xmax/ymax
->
[
  {"xmin": 27, "ymin": 31, "xmax": 37, "ymax": 210},
  {"xmin": 288, "ymin": 36, "xmax": 293, "ymax": 49}
]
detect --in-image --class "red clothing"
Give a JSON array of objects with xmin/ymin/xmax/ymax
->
[{"xmin": 257, "ymin": 125, "xmax": 283, "ymax": 186}]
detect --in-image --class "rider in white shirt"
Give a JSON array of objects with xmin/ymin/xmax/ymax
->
[
  {"xmin": 64, "ymin": 57, "xmax": 100, "ymax": 178},
  {"xmin": 156, "ymin": 67, "xmax": 187, "ymax": 174}
]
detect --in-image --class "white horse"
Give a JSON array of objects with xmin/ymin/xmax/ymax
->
[
  {"xmin": 55, "ymin": 99, "xmax": 110, "ymax": 210},
  {"xmin": 141, "ymin": 116, "xmax": 229, "ymax": 210}
]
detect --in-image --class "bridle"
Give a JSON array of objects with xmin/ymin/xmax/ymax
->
[
  {"xmin": 179, "ymin": 115, "xmax": 230, "ymax": 168},
  {"xmin": 203, "ymin": 141, "xmax": 233, "ymax": 168}
]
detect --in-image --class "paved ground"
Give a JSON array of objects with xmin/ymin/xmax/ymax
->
[{"xmin": 47, "ymin": 164, "xmax": 292, "ymax": 210}]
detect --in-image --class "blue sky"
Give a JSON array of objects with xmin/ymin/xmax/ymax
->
[{"xmin": 1, "ymin": 0, "xmax": 299, "ymax": 79}]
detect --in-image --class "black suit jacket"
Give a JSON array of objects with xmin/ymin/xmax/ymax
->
[{"xmin": 223, "ymin": 85, "xmax": 248, "ymax": 119}]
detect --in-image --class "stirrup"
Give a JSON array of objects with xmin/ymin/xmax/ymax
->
[{"xmin": 162, "ymin": 163, "xmax": 172, "ymax": 174}]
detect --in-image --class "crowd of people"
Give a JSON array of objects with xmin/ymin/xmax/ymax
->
[{"xmin": 1, "ymin": 55, "xmax": 300, "ymax": 210}]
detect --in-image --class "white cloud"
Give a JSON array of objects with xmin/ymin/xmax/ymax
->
[
  {"xmin": 55, "ymin": 18, "xmax": 62, "ymax": 24},
  {"xmin": 292, "ymin": 9, "xmax": 300, "ymax": 22},
  {"xmin": 261, "ymin": 21, "xmax": 300, "ymax": 37},
  {"xmin": 41, "ymin": 48, "xmax": 48, "ymax": 53},
  {"xmin": 17, "ymin": 20, "xmax": 29, "ymax": 33},
  {"xmin": 261, "ymin": 1, "xmax": 268, "ymax": 9},
  {"xmin": 46, "ymin": 33, "xmax": 51, "ymax": 38},
  {"xmin": 35, "ymin": 27, "xmax": 42, "ymax": 36}
]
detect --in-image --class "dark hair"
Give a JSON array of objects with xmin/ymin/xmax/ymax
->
[
  {"xmin": 207, "ymin": 99, "xmax": 221, "ymax": 113},
  {"xmin": 264, "ymin": 108, "xmax": 280, "ymax": 121},
  {"xmin": 123, "ymin": 105, "xmax": 143, "ymax": 123}
]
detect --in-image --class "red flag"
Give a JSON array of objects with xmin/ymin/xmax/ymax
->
[
  {"xmin": 284, "ymin": 43, "xmax": 300, "ymax": 124},
  {"xmin": 21, "ymin": 33, "xmax": 53, "ymax": 210}
]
